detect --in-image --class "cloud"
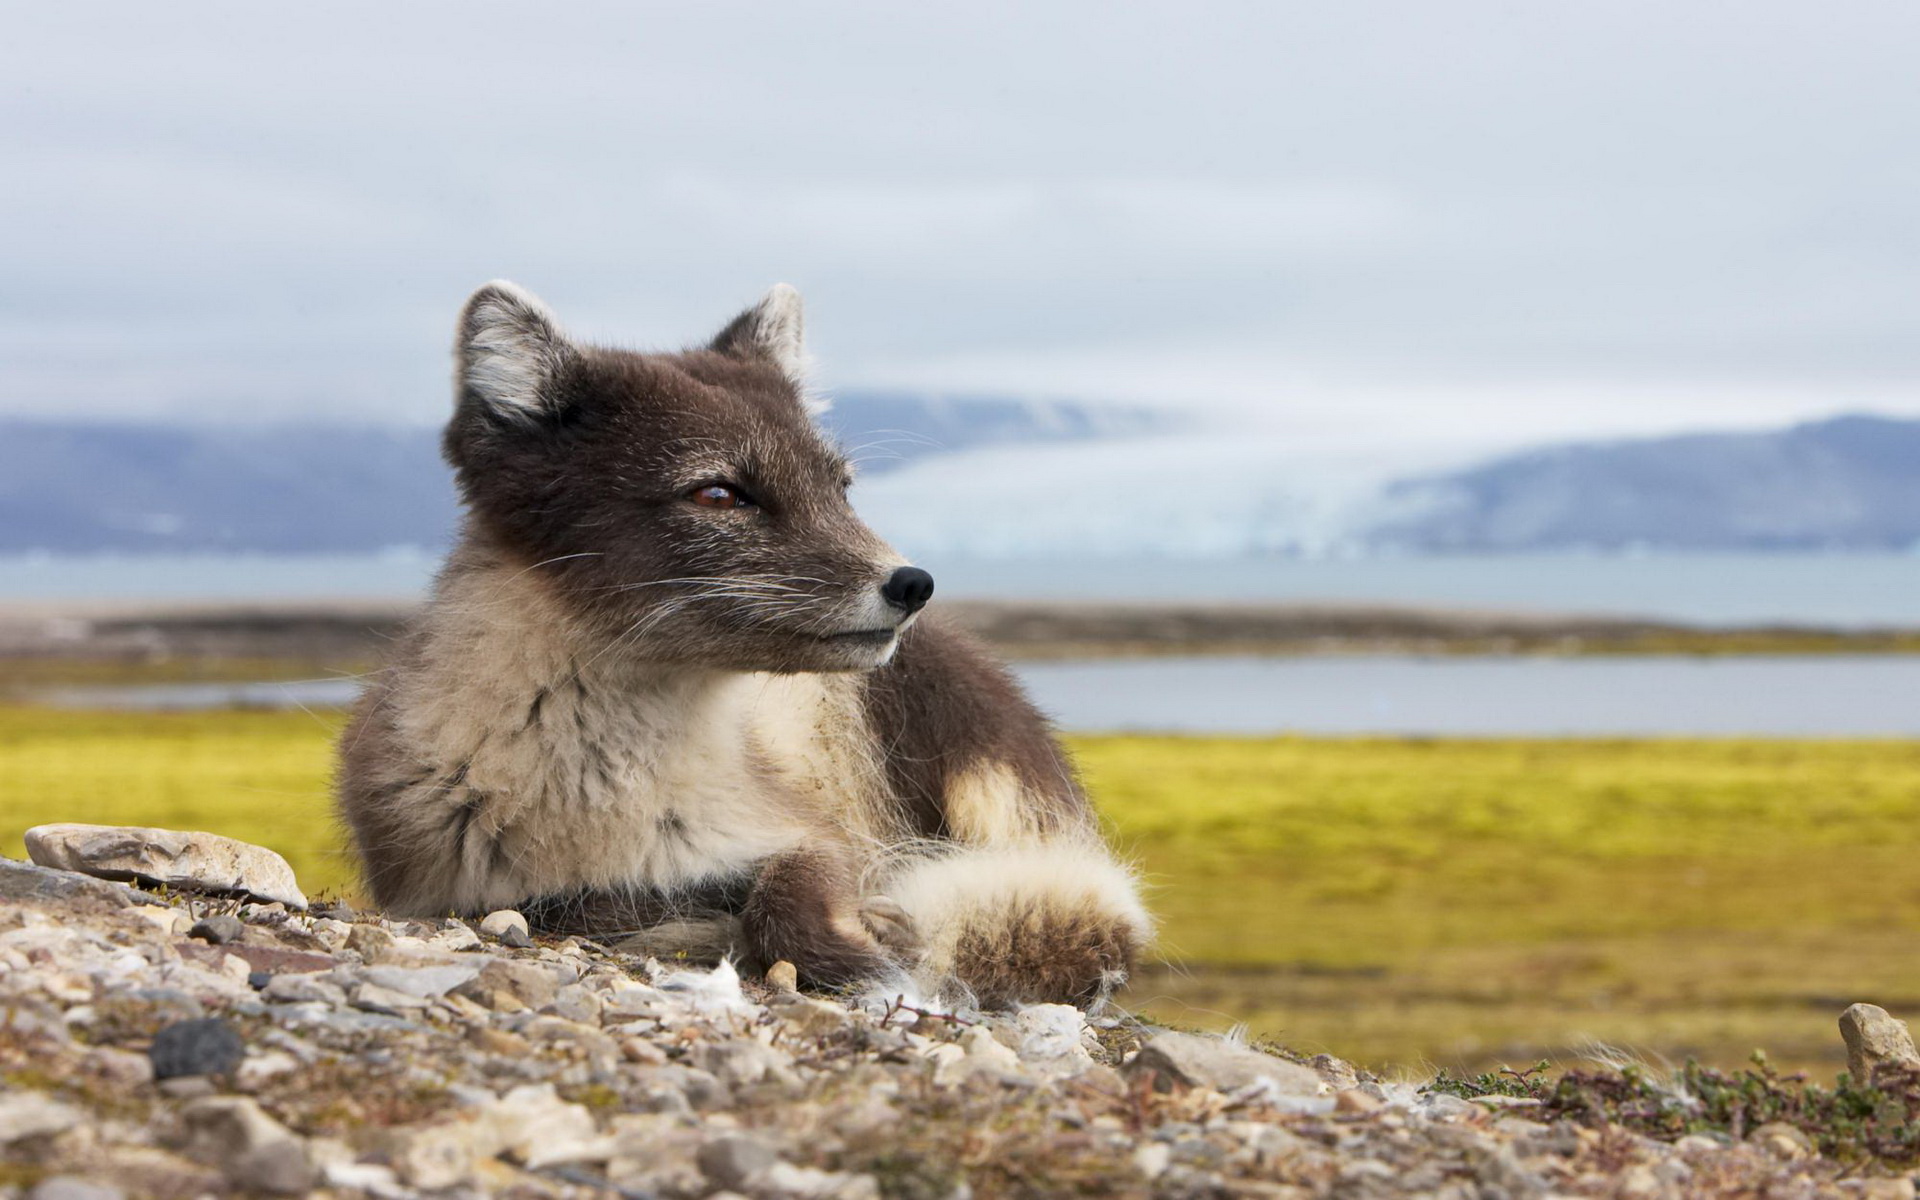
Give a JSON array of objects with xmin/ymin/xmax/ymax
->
[{"xmin": 2, "ymin": 0, "xmax": 1917, "ymax": 453}]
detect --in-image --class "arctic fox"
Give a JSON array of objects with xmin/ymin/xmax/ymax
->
[{"xmin": 336, "ymin": 282, "xmax": 1150, "ymax": 1005}]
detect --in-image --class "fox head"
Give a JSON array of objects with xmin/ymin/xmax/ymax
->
[{"xmin": 442, "ymin": 281, "xmax": 933, "ymax": 673}]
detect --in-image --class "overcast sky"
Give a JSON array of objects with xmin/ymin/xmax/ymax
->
[{"xmin": 5, "ymin": 2, "xmax": 1918, "ymax": 461}]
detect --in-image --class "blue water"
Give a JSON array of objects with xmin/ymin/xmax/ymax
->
[{"xmin": 8, "ymin": 550, "xmax": 1920, "ymax": 626}]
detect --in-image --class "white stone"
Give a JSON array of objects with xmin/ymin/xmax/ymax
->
[
  {"xmin": 482, "ymin": 1084, "xmax": 603, "ymax": 1167},
  {"xmin": 25, "ymin": 823, "xmax": 307, "ymax": 909},
  {"xmin": 479, "ymin": 910, "xmax": 529, "ymax": 940},
  {"xmin": 429, "ymin": 924, "xmax": 483, "ymax": 953},
  {"xmin": 0, "ymin": 1092, "xmax": 84, "ymax": 1144},
  {"xmin": 358, "ymin": 963, "xmax": 481, "ymax": 998},
  {"xmin": 1015, "ymin": 1004, "xmax": 1097, "ymax": 1072},
  {"xmin": 352, "ymin": 982, "xmax": 429, "ymax": 1015},
  {"xmin": 1133, "ymin": 1143, "xmax": 1172, "ymax": 1179}
]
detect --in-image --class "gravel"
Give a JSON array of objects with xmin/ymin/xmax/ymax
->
[{"xmin": 3, "ymin": 848, "xmax": 1917, "ymax": 1199}]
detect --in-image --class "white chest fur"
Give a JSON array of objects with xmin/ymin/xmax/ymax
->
[{"xmin": 384, "ymin": 559, "xmax": 883, "ymax": 911}]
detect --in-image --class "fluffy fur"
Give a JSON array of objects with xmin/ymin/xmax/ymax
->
[{"xmin": 336, "ymin": 281, "xmax": 1150, "ymax": 1005}]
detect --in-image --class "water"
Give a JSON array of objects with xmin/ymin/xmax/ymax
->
[
  {"xmin": 1016, "ymin": 655, "xmax": 1920, "ymax": 737},
  {"xmin": 44, "ymin": 655, "xmax": 1920, "ymax": 737},
  {"xmin": 7, "ymin": 550, "xmax": 1920, "ymax": 626}
]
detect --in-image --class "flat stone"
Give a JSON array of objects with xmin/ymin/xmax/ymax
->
[
  {"xmin": 1123, "ymin": 1032, "xmax": 1324, "ymax": 1097},
  {"xmin": 1841, "ymin": 1003, "xmax": 1920, "ymax": 1084},
  {"xmin": 0, "ymin": 1092, "xmax": 85, "ymax": 1144},
  {"xmin": 770, "ymin": 994, "xmax": 850, "ymax": 1037},
  {"xmin": 148, "ymin": 1016, "xmax": 246, "ymax": 1079},
  {"xmin": 188, "ymin": 915, "xmax": 247, "ymax": 945},
  {"xmin": 698, "ymin": 1134, "xmax": 779, "ymax": 1190},
  {"xmin": 430, "ymin": 923, "xmax": 483, "ymax": 952},
  {"xmin": 352, "ymin": 981, "xmax": 430, "ymax": 1014},
  {"xmin": 0, "ymin": 856, "xmax": 134, "ymax": 911},
  {"xmin": 360, "ymin": 962, "xmax": 482, "ymax": 998},
  {"xmin": 345, "ymin": 923, "xmax": 396, "ymax": 962},
  {"xmin": 28, "ymin": 1178, "xmax": 127, "ymax": 1200},
  {"xmin": 25, "ymin": 824, "xmax": 307, "ymax": 909},
  {"xmin": 391, "ymin": 1120, "xmax": 495, "ymax": 1190},
  {"xmin": 482, "ymin": 1083, "xmax": 602, "ymax": 1167},
  {"xmin": 261, "ymin": 973, "xmax": 348, "ymax": 1006},
  {"xmin": 454, "ymin": 958, "xmax": 560, "ymax": 1009},
  {"xmin": 180, "ymin": 1095, "xmax": 315, "ymax": 1194}
]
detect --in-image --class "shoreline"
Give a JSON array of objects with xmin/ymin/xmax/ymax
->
[{"xmin": 4, "ymin": 599, "xmax": 1920, "ymax": 691}]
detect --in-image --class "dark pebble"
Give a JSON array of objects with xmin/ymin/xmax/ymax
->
[
  {"xmin": 248, "ymin": 971, "xmax": 273, "ymax": 991},
  {"xmin": 189, "ymin": 915, "xmax": 247, "ymax": 945},
  {"xmin": 500, "ymin": 925, "xmax": 534, "ymax": 949},
  {"xmin": 148, "ymin": 1017, "xmax": 245, "ymax": 1079}
]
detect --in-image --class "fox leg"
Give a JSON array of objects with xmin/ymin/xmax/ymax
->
[
  {"xmin": 884, "ymin": 760, "xmax": 1152, "ymax": 1007},
  {"xmin": 741, "ymin": 846, "xmax": 917, "ymax": 990}
]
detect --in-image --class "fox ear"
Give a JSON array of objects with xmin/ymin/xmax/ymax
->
[
  {"xmin": 455, "ymin": 281, "xmax": 574, "ymax": 419},
  {"xmin": 710, "ymin": 283, "xmax": 812, "ymax": 389}
]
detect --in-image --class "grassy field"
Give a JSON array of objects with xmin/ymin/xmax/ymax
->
[{"xmin": 5, "ymin": 704, "xmax": 1919, "ymax": 1077}]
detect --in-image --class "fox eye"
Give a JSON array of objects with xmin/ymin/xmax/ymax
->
[{"xmin": 687, "ymin": 483, "xmax": 756, "ymax": 510}]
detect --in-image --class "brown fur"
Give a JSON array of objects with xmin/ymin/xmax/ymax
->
[{"xmin": 336, "ymin": 281, "xmax": 1150, "ymax": 1005}]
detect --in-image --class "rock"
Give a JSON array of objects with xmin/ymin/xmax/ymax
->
[
  {"xmin": 82, "ymin": 1046, "xmax": 154, "ymax": 1088},
  {"xmin": 1312, "ymin": 1053, "xmax": 1361, "ymax": 1090},
  {"xmin": 430, "ymin": 922, "xmax": 483, "ymax": 952},
  {"xmin": 454, "ymin": 958, "xmax": 560, "ymax": 1009},
  {"xmin": 27, "ymin": 1178, "xmax": 127, "ymax": 1200},
  {"xmin": 770, "ymin": 994, "xmax": 850, "ymax": 1037},
  {"xmin": 391, "ymin": 1120, "xmax": 495, "ymax": 1190},
  {"xmin": 483, "ymin": 1083, "xmax": 604, "ymax": 1167},
  {"xmin": 1133, "ymin": 1142, "xmax": 1173, "ymax": 1179},
  {"xmin": 1841, "ymin": 1003, "xmax": 1920, "ymax": 1084},
  {"xmin": 260, "ymin": 973, "xmax": 348, "ymax": 1006},
  {"xmin": 1124, "ymin": 1032, "xmax": 1323, "ymax": 1098},
  {"xmin": 545, "ymin": 982, "xmax": 606, "ymax": 1025},
  {"xmin": 1335, "ymin": 1088, "xmax": 1385, "ymax": 1114},
  {"xmin": 188, "ymin": 914, "xmax": 246, "ymax": 945},
  {"xmin": 1750, "ymin": 1121, "xmax": 1814, "ymax": 1161},
  {"xmin": 359, "ymin": 962, "xmax": 481, "ymax": 998},
  {"xmin": 351, "ymin": 981, "xmax": 430, "ymax": 1015},
  {"xmin": 25, "ymin": 824, "xmax": 307, "ymax": 909},
  {"xmin": 235, "ymin": 1050, "xmax": 300, "ymax": 1089},
  {"xmin": 147, "ymin": 1016, "xmax": 245, "ymax": 1079},
  {"xmin": 931, "ymin": 1025, "xmax": 1025, "ymax": 1086},
  {"xmin": 698, "ymin": 1134, "xmax": 779, "ymax": 1190},
  {"xmin": 180, "ymin": 1096, "xmax": 315, "ymax": 1194},
  {"xmin": 345, "ymin": 922, "xmax": 396, "ymax": 962},
  {"xmin": 0, "ymin": 1092, "xmax": 84, "ymax": 1145},
  {"xmin": 479, "ymin": 909, "xmax": 530, "ymax": 943},
  {"xmin": 1015, "ymin": 1004, "xmax": 1096, "ymax": 1070},
  {"xmin": 127, "ymin": 905, "xmax": 191, "ymax": 937},
  {"xmin": 765, "ymin": 959, "xmax": 799, "ymax": 993},
  {"xmin": 0, "ymin": 856, "xmax": 134, "ymax": 911},
  {"xmin": 695, "ymin": 1040, "xmax": 798, "ymax": 1089}
]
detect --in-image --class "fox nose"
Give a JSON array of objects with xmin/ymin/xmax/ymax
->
[{"xmin": 880, "ymin": 566, "xmax": 935, "ymax": 615}]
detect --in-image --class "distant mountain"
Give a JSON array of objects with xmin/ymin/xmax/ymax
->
[
  {"xmin": 820, "ymin": 392, "xmax": 1161, "ymax": 475},
  {"xmin": 0, "ymin": 393, "xmax": 1159, "ymax": 554},
  {"xmin": 1367, "ymin": 414, "xmax": 1920, "ymax": 552},
  {"xmin": 13, "ymin": 402, "xmax": 1920, "ymax": 558}
]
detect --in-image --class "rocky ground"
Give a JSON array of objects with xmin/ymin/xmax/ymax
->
[{"xmin": 4, "ymin": 827, "xmax": 1920, "ymax": 1199}]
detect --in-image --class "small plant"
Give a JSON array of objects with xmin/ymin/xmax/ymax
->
[
  {"xmin": 1427, "ymin": 1052, "xmax": 1920, "ymax": 1167},
  {"xmin": 1425, "ymin": 1059, "xmax": 1553, "ymax": 1100}
]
